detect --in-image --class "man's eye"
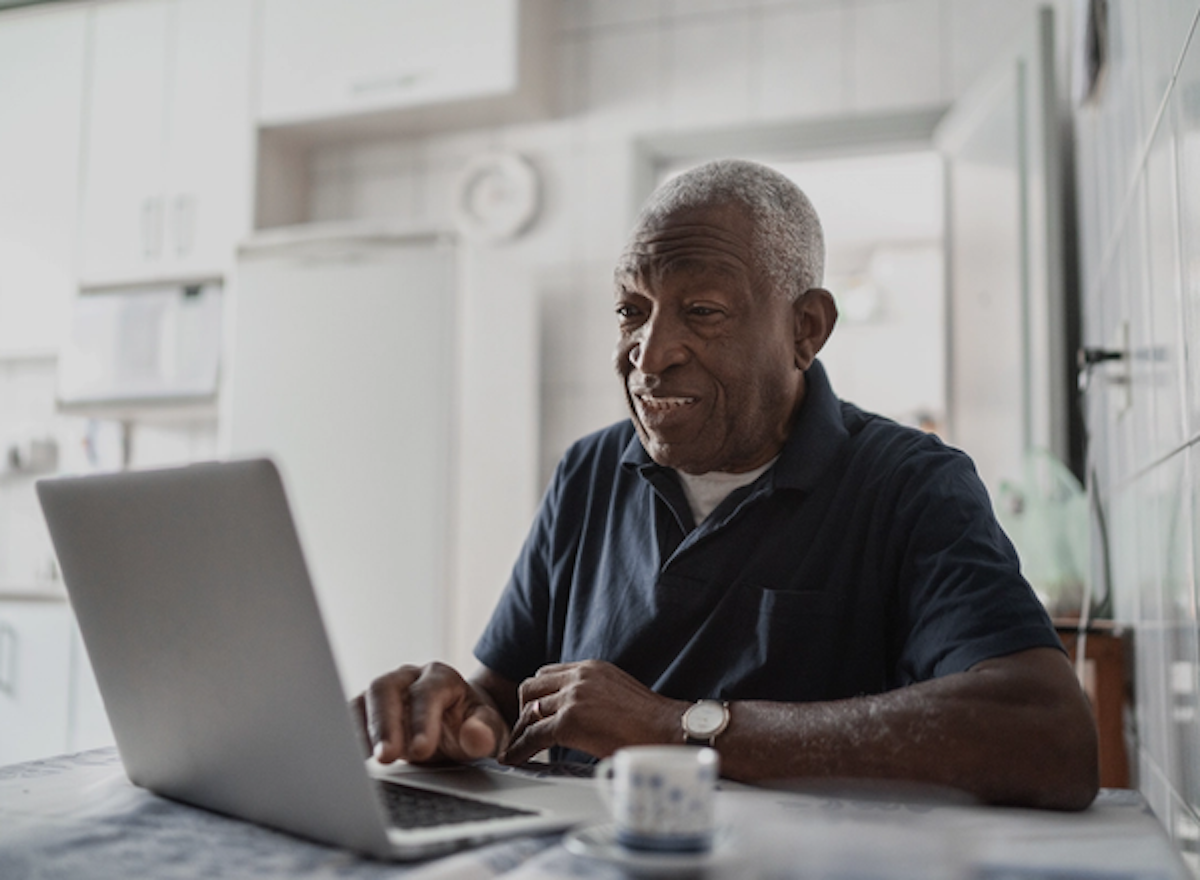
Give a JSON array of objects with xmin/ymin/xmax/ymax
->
[
  {"xmin": 615, "ymin": 304, "xmax": 642, "ymax": 319},
  {"xmin": 689, "ymin": 306, "xmax": 720, "ymax": 317}
]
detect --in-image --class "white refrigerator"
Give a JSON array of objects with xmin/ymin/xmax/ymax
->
[{"xmin": 223, "ymin": 225, "xmax": 456, "ymax": 695}]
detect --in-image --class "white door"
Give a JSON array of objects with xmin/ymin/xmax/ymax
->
[
  {"xmin": 80, "ymin": 0, "xmax": 254, "ymax": 285},
  {"xmin": 936, "ymin": 7, "xmax": 1071, "ymax": 494},
  {"xmin": 225, "ymin": 232, "xmax": 457, "ymax": 695},
  {"xmin": 0, "ymin": 601, "xmax": 72, "ymax": 765},
  {"xmin": 0, "ymin": 5, "xmax": 88, "ymax": 357},
  {"xmin": 79, "ymin": 0, "xmax": 170, "ymax": 285}
]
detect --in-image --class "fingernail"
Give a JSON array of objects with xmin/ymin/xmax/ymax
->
[{"xmin": 373, "ymin": 741, "xmax": 386, "ymax": 760}]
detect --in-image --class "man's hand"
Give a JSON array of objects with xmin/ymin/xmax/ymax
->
[
  {"xmin": 351, "ymin": 662, "xmax": 512, "ymax": 765},
  {"xmin": 501, "ymin": 660, "xmax": 685, "ymax": 765}
]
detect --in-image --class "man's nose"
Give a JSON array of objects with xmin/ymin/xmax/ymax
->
[{"xmin": 629, "ymin": 314, "xmax": 689, "ymax": 375}]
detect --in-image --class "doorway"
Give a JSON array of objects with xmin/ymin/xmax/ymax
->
[
  {"xmin": 658, "ymin": 150, "xmax": 946, "ymax": 433},
  {"xmin": 634, "ymin": 3, "xmax": 1074, "ymax": 498}
]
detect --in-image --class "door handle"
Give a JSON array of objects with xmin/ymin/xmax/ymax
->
[
  {"xmin": 0, "ymin": 621, "xmax": 17, "ymax": 697},
  {"xmin": 1077, "ymin": 347, "xmax": 1126, "ymax": 392},
  {"xmin": 142, "ymin": 196, "xmax": 163, "ymax": 260},
  {"xmin": 173, "ymin": 194, "xmax": 195, "ymax": 257}
]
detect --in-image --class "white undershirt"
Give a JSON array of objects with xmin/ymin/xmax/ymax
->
[{"xmin": 675, "ymin": 457, "xmax": 778, "ymax": 526}]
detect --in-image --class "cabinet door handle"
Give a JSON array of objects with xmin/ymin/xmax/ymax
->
[
  {"xmin": 0, "ymin": 621, "xmax": 17, "ymax": 697},
  {"xmin": 173, "ymin": 194, "xmax": 195, "ymax": 257},
  {"xmin": 349, "ymin": 68, "xmax": 426, "ymax": 96},
  {"xmin": 142, "ymin": 196, "xmax": 163, "ymax": 260}
]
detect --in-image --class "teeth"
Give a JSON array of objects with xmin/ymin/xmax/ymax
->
[{"xmin": 639, "ymin": 396, "xmax": 696, "ymax": 412}]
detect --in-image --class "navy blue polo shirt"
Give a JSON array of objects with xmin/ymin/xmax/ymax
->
[{"xmin": 475, "ymin": 360, "xmax": 1060, "ymax": 712}]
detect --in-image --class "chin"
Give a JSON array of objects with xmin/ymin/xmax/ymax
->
[
  {"xmin": 641, "ymin": 437, "xmax": 684, "ymax": 469},
  {"xmin": 649, "ymin": 444, "xmax": 710, "ymax": 474},
  {"xmin": 632, "ymin": 422, "xmax": 714, "ymax": 472}
]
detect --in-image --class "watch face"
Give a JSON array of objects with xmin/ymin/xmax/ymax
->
[{"xmin": 687, "ymin": 701, "xmax": 726, "ymax": 736}]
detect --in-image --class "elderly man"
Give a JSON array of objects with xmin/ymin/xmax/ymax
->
[{"xmin": 355, "ymin": 159, "xmax": 1098, "ymax": 810}]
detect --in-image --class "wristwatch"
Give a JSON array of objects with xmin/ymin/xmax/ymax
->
[{"xmin": 682, "ymin": 699, "xmax": 730, "ymax": 747}]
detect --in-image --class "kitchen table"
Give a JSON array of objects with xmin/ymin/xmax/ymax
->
[{"xmin": 0, "ymin": 748, "xmax": 1189, "ymax": 879}]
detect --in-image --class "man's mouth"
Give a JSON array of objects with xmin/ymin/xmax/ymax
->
[
  {"xmin": 633, "ymin": 394, "xmax": 701, "ymax": 434},
  {"xmin": 637, "ymin": 395, "xmax": 698, "ymax": 413}
]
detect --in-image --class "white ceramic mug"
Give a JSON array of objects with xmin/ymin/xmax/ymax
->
[{"xmin": 594, "ymin": 745, "xmax": 719, "ymax": 852}]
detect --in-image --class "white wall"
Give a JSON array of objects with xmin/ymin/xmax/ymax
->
[{"xmin": 1074, "ymin": 0, "xmax": 1200, "ymax": 868}]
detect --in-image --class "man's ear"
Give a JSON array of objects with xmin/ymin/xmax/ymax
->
[{"xmin": 792, "ymin": 288, "xmax": 838, "ymax": 370}]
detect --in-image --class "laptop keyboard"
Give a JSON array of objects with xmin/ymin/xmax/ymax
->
[{"xmin": 376, "ymin": 780, "xmax": 537, "ymax": 829}]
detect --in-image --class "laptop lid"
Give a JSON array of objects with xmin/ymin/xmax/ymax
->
[{"xmin": 36, "ymin": 459, "xmax": 599, "ymax": 860}]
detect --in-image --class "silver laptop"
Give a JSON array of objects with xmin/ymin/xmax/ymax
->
[{"xmin": 37, "ymin": 458, "xmax": 604, "ymax": 861}]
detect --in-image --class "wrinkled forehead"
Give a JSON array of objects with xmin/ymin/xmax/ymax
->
[{"xmin": 615, "ymin": 204, "xmax": 758, "ymax": 289}]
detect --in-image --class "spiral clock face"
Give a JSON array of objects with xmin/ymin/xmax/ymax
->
[{"xmin": 454, "ymin": 152, "xmax": 541, "ymax": 243}]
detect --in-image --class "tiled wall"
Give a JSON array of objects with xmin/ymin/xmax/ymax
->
[
  {"xmin": 1074, "ymin": 0, "xmax": 1200, "ymax": 865},
  {"xmin": 305, "ymin": 0, "xmax": 1068, "ymax": 665}
]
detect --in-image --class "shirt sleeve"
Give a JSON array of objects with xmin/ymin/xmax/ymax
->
[{"xmin": 889, "ymin": 445, "xmax": 1064, "ymax": 683}]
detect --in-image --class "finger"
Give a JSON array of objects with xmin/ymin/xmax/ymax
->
[
  {"xmin": 533, "ymin": 662, "xmax": 577, "ymax": 676},
  {"xmin": 508, "ymin": 693, "xmax": 556, "ymax": 746},
  {"xmin": 500, "ymin": 714, "xmax": 557, "ymax": 766},
  {"xmin": 407, "ymin": 666, "xmax": 465, "ymax": 762},
  {"xmin": 364, "ymin": 667, "xmax": 420, "ymax": 763},
  {"xmin": 457, "ymin": 706, "xmax": 504, "ymax": 760},
  {"xmin": 349, "ymin": 694, "xmax": 373, "ymax": 756},
  {"xmin": 517, "ymin": 669, "xmax": 568, "ymax": 710}
]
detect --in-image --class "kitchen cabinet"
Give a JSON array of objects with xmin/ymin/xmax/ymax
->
[
  {"xmin": 257, "ymin": 0, "xmax": 554, "ymax": 138},
  {"xmin": 79, "ymin": 0, "xmax": 254, "ymax": 287},
  {"xmin": 0, "ymin": 599, "xmax": 72, "ymax": 765},
  {"xmin": 66, "ymin": 618, "xmax": 114, "ymax": 754},
  {"xmin": 1057, "ymin": 621, "xmax": 1131, "ymax": 789},
  {"xmin": 0, "ymin": 597, "xmax": 114, "ymax": 765},
  {"xmin": 0, "ymin": 4, "xmax": 88, "ymax": 358}
]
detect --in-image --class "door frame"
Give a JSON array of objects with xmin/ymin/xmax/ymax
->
[{"xmin": 629, "ymin": 107, "xmax": 951, "ymax": 214}]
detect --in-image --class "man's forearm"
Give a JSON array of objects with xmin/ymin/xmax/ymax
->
[
  {"xmin": 499, "ymin": 649, "xmax": 1097, "ymax": 810},
  {"xmin": 713, "ymin": 648, "xmax": 1098, "ymax": 810}
]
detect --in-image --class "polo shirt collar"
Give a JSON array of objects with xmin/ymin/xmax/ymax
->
[
  {"xmin": 618, "ymin": 358, "xmax": 849, "ymax": 495},
  {"xmin": 770, "ymin": 358, "xmax": 848, "ymax": 492}
]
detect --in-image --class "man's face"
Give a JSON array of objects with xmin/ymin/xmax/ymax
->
[{"xmin": 613, "ymin": 204, "xmax": 805, "ymax": 475}]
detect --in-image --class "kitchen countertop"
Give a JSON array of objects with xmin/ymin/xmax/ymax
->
[{"xmin": 0, "ymin": 586, "xmax": 67, "ymax": 603}]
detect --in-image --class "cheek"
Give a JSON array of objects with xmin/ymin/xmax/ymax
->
[
  {"xmin": 613, "ymin": 339, "xmax": 634, "ymax": 376},
  {"xmin": 717, "ymin": 348, "xmax": 791, "ymax": 412}
]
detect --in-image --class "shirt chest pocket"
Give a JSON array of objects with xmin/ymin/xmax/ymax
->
[
  {"xmin": 715, "ymin": 583, "xmax": 850, "ymax": 700},
  {"xmin": 654, "ymin": 573, "xmax": 842, "ymax": 624},
  {"xmin": 643, "ymin": 575, "xmax": 860, "ymax": 702}
]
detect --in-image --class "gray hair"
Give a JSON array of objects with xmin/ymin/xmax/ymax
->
[{"xmin": 632, "ymin": 159, "xmax": 825, "ymax": 301}]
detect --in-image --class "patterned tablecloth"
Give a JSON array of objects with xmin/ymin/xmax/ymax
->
[
  {"xmin": 0, "ymin": 749, "xmax": 578, "ymax": 880},
  {"xmin": 0, "ymin": 748, "xmax": 1192, "ymax": 880}
]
